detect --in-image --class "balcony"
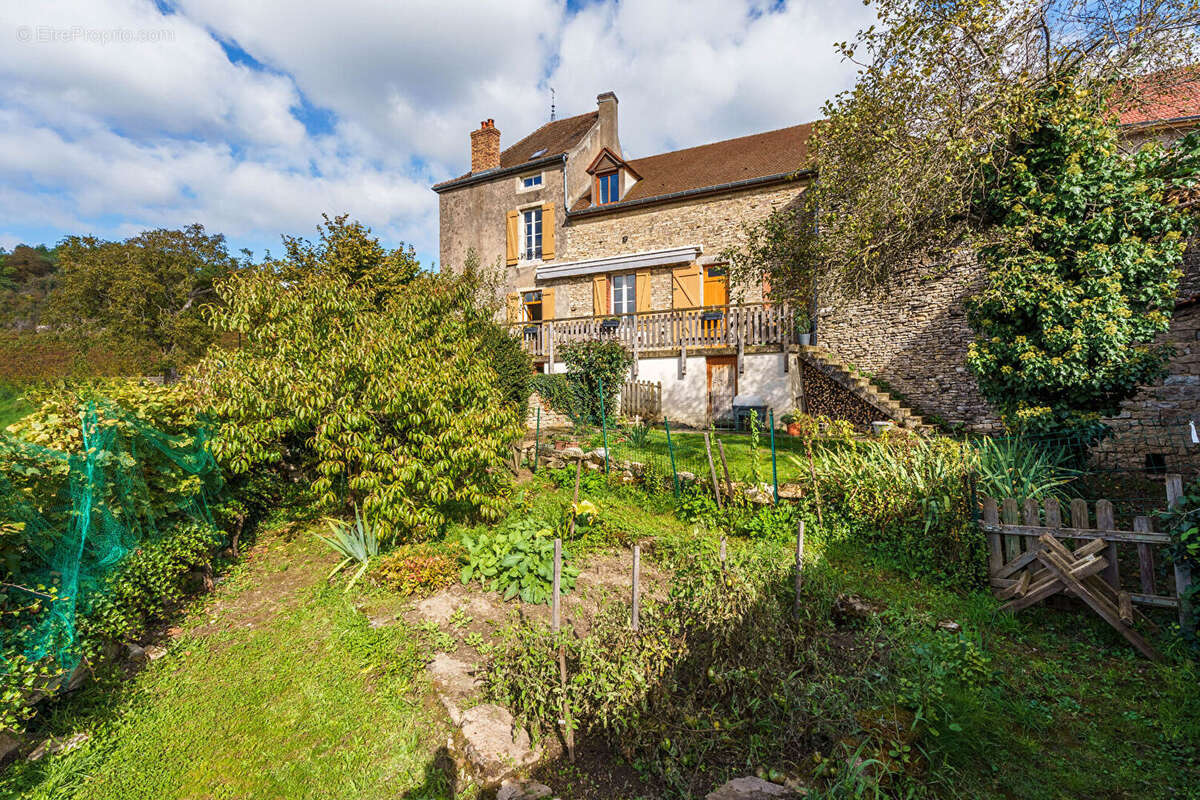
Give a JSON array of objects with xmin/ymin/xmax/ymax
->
[{"xmin": 510, "ymin": 301, "xmax": 796, "ymax": 360}]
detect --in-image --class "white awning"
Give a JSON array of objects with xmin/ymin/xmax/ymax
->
[{"xmin": 536, "ymin": 244, "xmax": 703, "ymax": 280}]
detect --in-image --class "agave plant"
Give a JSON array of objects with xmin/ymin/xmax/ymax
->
[
  {"xmin": 316, "ymin": 505, "xmax": 379, "ymax": 592},
  {"xmin": 972, "ymin": 435, "xmax": 1078, "ymax": 502}
]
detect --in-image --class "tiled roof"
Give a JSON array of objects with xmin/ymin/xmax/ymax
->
[
  {"xmin": 1114, "ymin": 68, "xmax": 1200, "ymax": 127},
  {"xmin": 571, "ymin": 122, "xmax": 816, "ymax": 211},
  {"xmin": 434, "ymin": 111, "xmax": 598, "ymax": 189}
]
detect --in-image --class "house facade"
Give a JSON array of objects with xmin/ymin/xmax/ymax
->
[{"xmin": 434, "ymin": 92, "xmax": 817, "ymax": 428}]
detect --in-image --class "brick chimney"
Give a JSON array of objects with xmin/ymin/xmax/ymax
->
[{"xmin": 470, "ymin": 119, "xmax": 501, "ymax": 173}]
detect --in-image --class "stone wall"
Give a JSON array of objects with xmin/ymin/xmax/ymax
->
[
  {"xmin": 526, "ymin": 391, "xmax": 573, "ymax": 431},
  {"xmin": 815, "ymin": 251, "xmax": 999, "ymax": 432}
]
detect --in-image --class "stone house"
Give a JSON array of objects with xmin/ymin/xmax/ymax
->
[
  {"xmin": 433, "ymin": 80, "xmax": 1200, "ymax": 466},
  {"xmin": 434, "ymin": 92, "xmax": 818, "ymax": 428}
]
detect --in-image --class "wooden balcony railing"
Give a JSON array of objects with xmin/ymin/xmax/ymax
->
[{"xmin": 509, "ymin": 302, "xmax": 794, "ymax": 358}]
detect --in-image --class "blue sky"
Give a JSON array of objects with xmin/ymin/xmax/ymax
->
[{"xmin": 0, "ymin": 0, "xmax": 871, "ymax": 268}]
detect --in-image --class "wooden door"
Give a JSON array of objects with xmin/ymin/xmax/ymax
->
[
  {"xmin": 706, "ymin": 355, "xmax": 737, "ymax": 427},
  {"xmin": 703, "ymin": 265, "xmax": 729, "ymax": 340}
]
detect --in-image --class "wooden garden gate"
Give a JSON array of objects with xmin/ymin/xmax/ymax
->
[{"xmin": 980, "ymin": 474, "xmax": 1194, "ymax": 660}]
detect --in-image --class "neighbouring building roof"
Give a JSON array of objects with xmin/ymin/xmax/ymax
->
[
  {"xmin": 433, "ymin": 110, "xmax": 599, "ymax": 190},
  {"xmin": 1114, "ymin": 68, "xmax": 1200, "ymax": 128},
  {"xmin": 570, "ymin": 122, "xmax": 816, "ymax": 212}
]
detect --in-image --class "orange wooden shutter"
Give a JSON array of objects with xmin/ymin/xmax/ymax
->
[
  {"xmin": 541, "ymin": 203, "xmax": 555, "ymax": 260},
  {"xmin": 541, "ymin": 287, "xmax": 555, "ymax": 320},
  {"xmin": 672, "ymin": 262, "xmax": 700, "ymax": 308},
  {"xmin": 592, "ymin": 274, "xmax": 608, "ymax": 316},
  {"xmin": 505, "ymin": 291, "xmax": 520, "ymax": 322},
  {"xmin": 635, "ymin": 269, "xmax": 652, "ymax": 313},
  {"xmin": 505, "ymin": 210, "xmax": 519, "ymax": 266}
]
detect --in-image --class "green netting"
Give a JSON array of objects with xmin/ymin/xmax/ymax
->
[{"xmin": 0, "ymin": 400, "xmax": 223, "ymax": 677}]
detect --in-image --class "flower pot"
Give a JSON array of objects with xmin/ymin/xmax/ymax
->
[
  {"xmin": 787, "ymin": 422, "xmax": 803, "ymax": 437},
  {"xmin": 796, "ymin": 332, "xmax": 811, "ymax": 346}
]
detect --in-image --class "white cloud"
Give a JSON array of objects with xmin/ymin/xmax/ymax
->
[{"xmin": 0, "ymin": 0, "xmax": 870, "ymax": 265}]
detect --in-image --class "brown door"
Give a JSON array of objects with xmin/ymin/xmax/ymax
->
[
  {"xmin": 703, "ymin": 265, "xmax": 729, "ymax": 340},
  {"xmin": 706, "ymin": 355, "xmax": 737, "ymax": 428}
]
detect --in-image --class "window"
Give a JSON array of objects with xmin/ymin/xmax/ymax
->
[
  {"xmin": 522, "ymin": 173, "xmax": 542, "ymax": 189},
  {"xmin": 612, "ymin": 273, "xmax": 636, "ymax": 315},
  {"xmin": 522, "ymin": 208, "xmax": 543, "ymax": 260},
  {"xmin": 596, "ymin": 171, "xmax": 619, "ymax": 205},
  {"xmin": 522, "ymin": 290, "xmax": 543, "ymax": 322}
]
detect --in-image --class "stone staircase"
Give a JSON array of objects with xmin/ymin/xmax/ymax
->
[{"xmin": 797, "ymin": 345, "xmax": 932, "ymax": 432}]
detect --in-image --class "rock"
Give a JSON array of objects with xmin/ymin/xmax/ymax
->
[
  {"xmin": 0, "ymin": 731, "xmax": 22, "ymax": 764},
  {"xmin": 125, "ymin": 643, "xmax": 148, "ymax": 665},
  {"xmin": 454, "ymin": 703, "xmax": 541, "ymax": 784},
  {"xmin": 560, "ymin": 446, "xmax": 585, "ymax": 461},
  {"xmin": 936, "ymin": 620, "xmax": 962, "ymax": 634},
  {"xmin": 144, "ymin": 644, "xmax": 168, "ymax": 662},
  {"xmin": 166, "ymin": 626, "xmax": 184, "ymax": 638},
  {"xmin": 27, "ymin": 732, "xmax": 88, "ymax": 762},
  {"xmin": 548, "ymin": 458, "xmax": 565, "ymax": 469},
  {"xmin": 832, "ymin": 594, "xmax": 885, "ymax": 626},
  {"xmin": 677, "ymin": 470, "xmax": 696, "ymax": 483},
  {"xmin": 628, "ymin": 461, "xmax": 645, "ymax": 475},
  {"xmin": 777, "ymin": 483, "xmax": 804, "ymax": 500},
  {"xmin": 586, "ymin": 462, "xmax": 600, "ymax": 471},
  {"xmin": 586, "ymin": 448, "xmax": 607, "ymax": 464},
  {"xmin": 428, "ymin": 654, "xmax": 479, "ymax": 725},
  {"xmin": 497, "ymin": 779, "xmax": 554, "ymax": 800},
  {"xmin": 706, "ymin": 776, "xmax": 796, "ymax": 799}
]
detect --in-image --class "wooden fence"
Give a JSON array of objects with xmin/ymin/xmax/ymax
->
[
  {"xmin": 621, "ymin": 380, "xmax": 662, "ymax": 421},
  {"xmin": 511, "ymin": 301, "xmax": 794, "ymax": 359},
  {"xmin": 980, "ymin": 474, "xmax": 1194, "ymax": 631}
]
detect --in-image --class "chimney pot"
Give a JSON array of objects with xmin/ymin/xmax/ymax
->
[{"xmin": 470, "ymin": 118, "xmax": 501, "ymax": 172}]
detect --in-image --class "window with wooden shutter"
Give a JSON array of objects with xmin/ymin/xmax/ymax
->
[
  {"xmin": 672, "ymin": 262, "xmax": 701, "ymax": 308},
  {"xmin": 541, "ymin": 203, "xmax": 555, "ymax": 260},
  {"xmin": 541, "ymin": 287, "xmax": 555, "ymax": 320},
  {"xmin": 505, "ymin": 210, "xmax": 519, "ymax": 266},
  {"xmin": 635, "ymin": 270, "xmax": 652, "ymax": 313},
  {"xmin": 505, "ymin": 291, "xmax": 521, "ymax": 322},
  {"xmin": 592, "ymin": 274, "xmax": 608, "ymax": 316}
]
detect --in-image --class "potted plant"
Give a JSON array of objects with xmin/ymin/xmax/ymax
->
[
  {"xmin": 794, "ymin": 311, "xmax": 812, "ymax": 346},
  {"xmin": 781, "ymin": 410, "xmax": 803, "ymax": 436}
]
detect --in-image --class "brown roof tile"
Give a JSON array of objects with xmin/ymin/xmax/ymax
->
[
  {"xmin": 616, "ymin": 122, "xmax": 815, "ymax": 204},
  {"xmin": 1113, "ymin": 68, "xmax": 1200, "ymax": 127},
  {"xmin": 434, "ymin": 111, "xmax": 598, "ymax": 188}
]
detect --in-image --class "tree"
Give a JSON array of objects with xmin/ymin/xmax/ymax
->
[
  {"xmin": 46, "ymin": 225, "xmax": 239, "ymax": 377},
  {"xmin": 967, "ymin": 85, "xmax": 1200, "ymax": 435},
  {"xmin": 0, "ymin": 244, "xmax": 58, "ymax": 329},
  {"xmin": 735, "ymin": 0, "xmax": 1200, "ymax": 300},
  {"xmin": 192, "ymin": 215, "xmax": 522, "ymax": 542}
]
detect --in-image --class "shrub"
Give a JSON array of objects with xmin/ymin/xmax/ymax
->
[
  {"xmin": 194, "ymin": 216, "xmax": 522, "ymax": 541},
  {"xmin": 530, "ymin": 373, "xmax": 576, "ymax": 420},
  {"xmin": 1156, "ymin": 478, "xmax": 1200, "ymax": 655},
  {"xmin": 373, "ymin": 541, "xmax": 464, "ymax": 596},
  {"xmin": 560, "ymin": 340, "xmax": 633, "ymax": 425},
  {"xmin": 460, "ymin": 518, "xmax": 578, "ymax": 604},
  {"xmin": 477, "ymin": 320, "xmax": 533, "ymax": 416}
]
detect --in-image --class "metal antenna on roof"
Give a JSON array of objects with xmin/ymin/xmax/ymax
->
[{"xmin": 550, "ymin": 87, "xmax": 556, "ymax": 122}]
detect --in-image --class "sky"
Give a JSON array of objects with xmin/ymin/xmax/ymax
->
[{"xmin": 0, "ymin": 0, "xmax": 873, "ymax": 268}]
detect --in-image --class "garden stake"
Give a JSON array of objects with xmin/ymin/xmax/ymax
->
[
  {"xmin": 631, "ymin": 544, "xmax": 640, "ymax": 632},
  {"xmin": 716, "ymin": 438, "xmax": 733, "ymax": 497},
  {"xmin": 794, "ymin": 518, "xmax": 805, "ymax": 617},
  {"xmin": 552, "ymin": 537, "xmax": 576, "ymax": 762},
  {"xmin": 598, "ymin": 376, "xmax": 609, "ymax": 474},
  {"xmin": 770, "ymin": 409, "xmax": 778, "ymax": 503},
  {"xmin": 720, "ymin": 535, "xmax": 727, "ymax": 568},
  {"xmin": 533, "ymin": 406, "xmax": 541, "ymax": 473},
  {"xmin": 704, "ymin": 432, "xmax": 723, "ymax": 509},
  {"xmin": 665, "ymin": 418, "xmax": 680, "ymax": 497}
]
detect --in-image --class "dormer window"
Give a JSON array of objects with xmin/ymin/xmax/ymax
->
[{"xmin": 596, "ymin": 171, "xmax": 619, "ymax": 205}]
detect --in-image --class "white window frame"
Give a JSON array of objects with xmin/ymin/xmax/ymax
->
[
  {"xmin": 611, "ymin": 273, "xmax": 636, "ymax": 316},
  {"xmin": 517, "ymin": 171, "xmax": 544, "ymax": 193},
  {"xmin": 520, "ymin": 206, "xmax": 543, "ymax": 262}
]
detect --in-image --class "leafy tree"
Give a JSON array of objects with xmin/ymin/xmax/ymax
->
[
  {"xmin": 47, "ymin": 226, "xmax": 239, "ymax": 377},
  {"xmin": 0, "ymin": 244, "xmax": 58, "ymax": 329},
  {"xmin": 193, "ymin": 215, "xmax": 522, "ymax": 541},
  {"xmin": 734, "ymin": 0, "xmax": 1200, "ymax": 300},
  {"xmin": 966, "ymin": 85, "xmax": 1200, "ymax": 434}
]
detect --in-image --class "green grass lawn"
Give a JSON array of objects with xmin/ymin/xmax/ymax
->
[
  {"xmin": 0, "ymin": 381, "xmax": 32, "ymax": 429},
  {"xmin": 1, "ymin": 531, "xmax": 454, "ymax": 800},
  {"xmin": 5, "ymin": 477, "xmax": 1196, "ymax": 800}
]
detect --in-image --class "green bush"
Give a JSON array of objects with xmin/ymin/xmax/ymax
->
[
  {"xmin": 561, "ymin": 340, "xmax": 633, "ymax": 425},
  {"xmin": 530, "ymin": 373, "xmax": 576, "ymax": 420},
  {"xmin": 477, "ymin": 320, "xmax": 533, "ymax": 416},
  {"xmin": 460, "ymin": 518, "xmax": 578, "ymax": 604}
]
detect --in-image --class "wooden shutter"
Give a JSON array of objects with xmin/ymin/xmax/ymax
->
[
  {"xmin": 635, "ymin": 269, "xmax": 652, "ymax": 313},
  {"xmin": 505, "ymin": 291, "xmax": 521, "ymax": 322},
  {"xmin": 592, "ymin": 275, "xmax": 608, "ymax": 316},
  {"xmin": 541, "ymin": 203, "xmax": 555, "ymax": 260},
  {"xmin": 672, "ymin": 262, "xmax": 700, "ymax": 308},
  {"xmin": 505, "ymin": 210, "xmax": 519, "ymax": 266},
  {"xmin": 541, "ymin": 287, "xmax": 555, "ymax": 320}
]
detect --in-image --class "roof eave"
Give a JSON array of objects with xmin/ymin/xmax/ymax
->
[
  {"xmin": 432, "ymin": 153, "xmax": 567, "ymax": 194},
  {"xmin": 566, "ymin": 168, "xmax": 813, "ymax": 218}
]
